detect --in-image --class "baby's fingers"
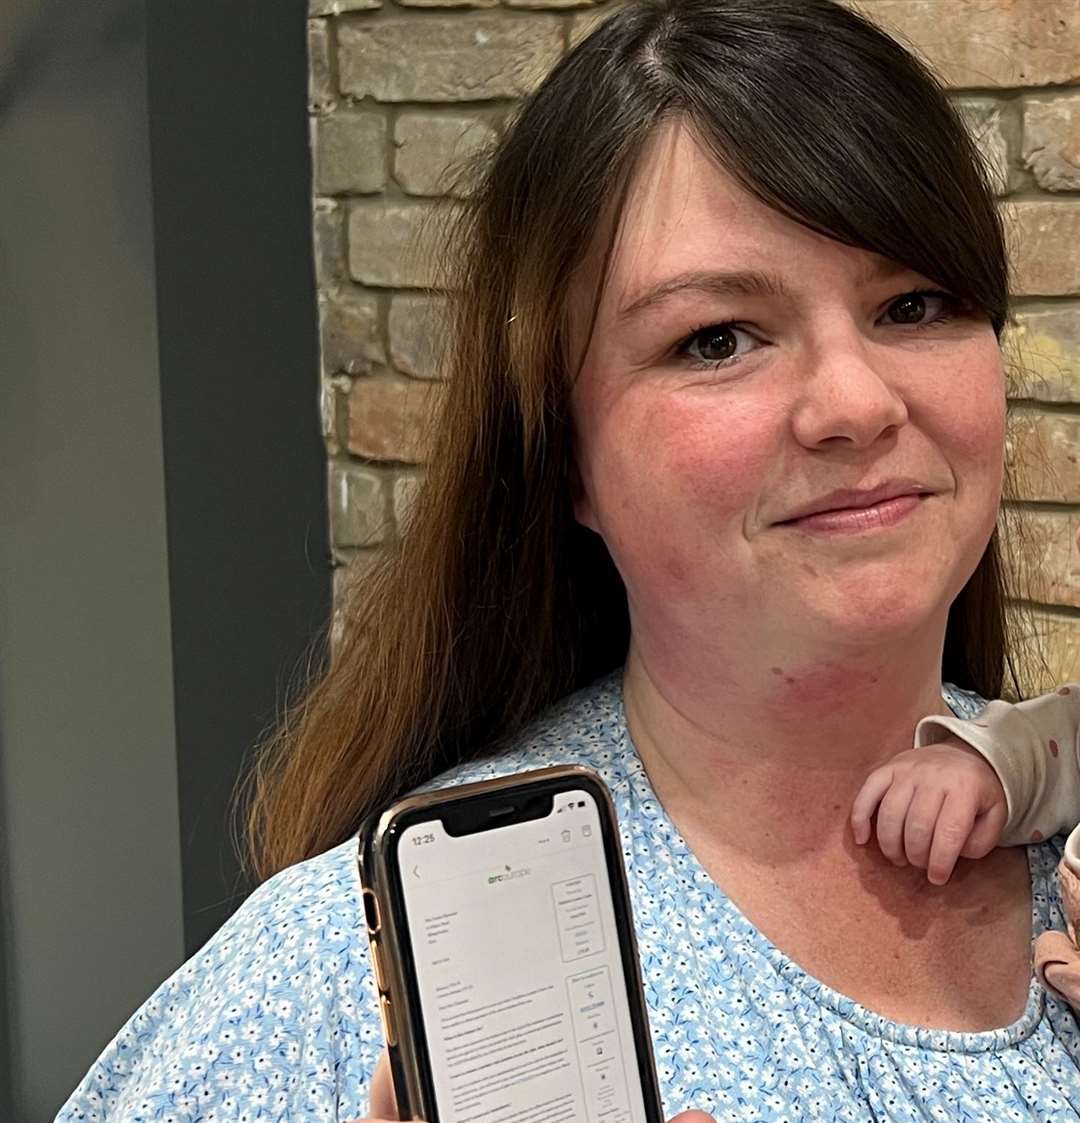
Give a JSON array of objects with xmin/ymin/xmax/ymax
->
[
  {"xmin": 927, "ymin": 792, "xmax": 977, "ymax": 885},
  {"xmin": 875, "ymin": 780, "xmax": 915, "ymax": 866},
  {"xmin": 851, "ymin": 767, "xmax": 895, "ymax": 846},
  {"xmin": 960, "ymin": 799, "xmax": 1008, "ymax": 861},
  {"xmin": 903, "ymin": 786, "xmax": 946, "ymax": 871}
]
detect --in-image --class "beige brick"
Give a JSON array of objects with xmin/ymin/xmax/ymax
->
[
  {"xmin": 392, "ymin": 472, "xmax": 425, "ymax": 531},
  {"xmin": 332, "ymin": 549, "xmax": 381, "ymax": 599},
  {"xmin": 1004, "ymin": 201, "xmax": 1080, "ymax": 297},
  {"xmin": 320, "ymin": 379, "xmax": 335, "ymax": 441},
  {"xmin": 1006, "ymin": 408, "xmax": 1080, "ymax": 503},
  {"xmin": 568, "ymin": 8, "xmax": 613, "ymax": 47},
  {"xmin": 397, "ymin": 0, "xmax": 497, "ymax": 8},
  {"xmin": 393, "ymin": 113, "xmax": 496, "ymax": 197},
  {"xmin": 389, "ymin": 293, "xmax": 446, "ymax": 379},
  {"xmin": 348, "ymin": 200, "xmax": 456, "ymax": 289},
  {"xmin": 330, "ymin": 553, "xmax": 384, "ymax": 654},
  {"xmin": 1012, "ymin": 506, "xmax": 1080, "ymax": 610},
  {"xmin": 1005, "ymin": 306, "xmax": 1080, "ymax": 403},
  {"xmin": 1023, "ymin": 95, "xmax": 1080, "ymax": 193},
  {"xmin": 348, "ymin": 378, "xmax": 446, "ymax": 462},
  {"xmin": 323, "ymin": 374, "xmax": 363, "ymax": 457},
  {"xmin": 314, "ymin": 112, "xmax": 387, "ymax": 195},
  {"xmin": 955, "ymin": 97, "xmax": 1013, "ymax": 196},
  {"xmin": 848, "ymin": 0, "xmax": 1080, "ymax": 89},
  {"xmin": 338, "ymin": 17, "xmax": 564, "ymax": 102},
  {"xmin": 330, "ymin": 564, "xmax": 348, "ymax": 655},
  {"xmin": 308, "ymin": 19, "xmax": 334, "ymax": 112},
  {"xmin": 506, "ymin": 0, "xmax": 597, "ymax": 8},
  {"xmin": 332, "ymin": 562, "xmax": 349, "ymax": 611},
  {"xmin": 310, "ymin": 0, "xmax": 380, "ymax": 12},
  {"xmin": 1007, "ymin": 605, "xmax": 1080, "ymax": 692},
  {"xmin": 320, "ymin": 289, "xmax": 385, "ymax": 376},
  {"xmin": 312, "ymin": 198, "xmax": 347, "ymax": 286},
  {"xmin": 329, "ymin": 463, "xmax": 391, "ymax": 548}
]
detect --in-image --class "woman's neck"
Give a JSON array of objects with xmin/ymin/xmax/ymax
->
[{"xmin": 622, "ymin": 630, "xmax": 952, "ymax": 860}]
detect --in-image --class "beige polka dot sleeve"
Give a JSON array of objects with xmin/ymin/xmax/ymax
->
[{"xmin": 914, "ymin": 686, "xmax": 1080, "ymax": 847}]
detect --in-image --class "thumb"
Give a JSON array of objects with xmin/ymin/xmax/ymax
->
[
  {"xmin": 367, "ymin": 1049, "xmax": 399, "ymax": 1120},
  {"xmin": 669, "ymin": 1113, "xmax": 717, "ymax": 1123}
]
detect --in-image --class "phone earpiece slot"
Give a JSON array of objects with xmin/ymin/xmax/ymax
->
[{"xmin": 441, "ymin": 791, "xmax": 553, "ymax": 836}]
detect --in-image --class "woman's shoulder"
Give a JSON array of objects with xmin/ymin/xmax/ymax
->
[
  {"xmin": 57, "ymin": 838, "xmax": 381, "ymax": 1122},
  {"xmin": 57, "ymin": 672, "xmax": 633, "ymax": 1122},
  {"xmin": 419, "ymin": 669, "xmax": 635, "ymax": 794},
  {"xmin": 942, "ymin": 680, "xmax": 989, "ymax": 719}
]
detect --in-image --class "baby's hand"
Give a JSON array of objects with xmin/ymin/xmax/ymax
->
[{"xmin": 850, "ymin": 737, "xmax": 1008, "ymax": 885}]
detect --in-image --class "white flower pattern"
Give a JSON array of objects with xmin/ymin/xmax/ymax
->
[{"xmin": 57, "ymin": 674, "xmax": 1080, "ymax": 1122}]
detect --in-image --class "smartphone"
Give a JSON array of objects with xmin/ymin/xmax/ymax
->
[{"xmin": 358, "ymin": 764, "xmax": 664, "ymax": 1123}]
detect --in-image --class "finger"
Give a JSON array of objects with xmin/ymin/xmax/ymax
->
[
  {"xmin": 851, "ymin": 768, "xmax": 894, "ymax": 845},
  {"xmin": 903, "ymin": 785, "xmax": 947, "ymax": 871},
  {"xmin": 669, "ymin": 1113, "xmax": 718, "ymax": 1123},
  {"xmin": 368, "ymin": 1050, "xmax": 399, "ymax": 1120},
  {"xmin": 960, "ymin": 799, "xmax": 1008, "ymax": 861},
  {"xmin": 926, "ymin": 792, "xmax": 977, "ymax": 885},
  {"xmin": 875, "ymin": 781, "xmax": 915, "ymax": 865}
]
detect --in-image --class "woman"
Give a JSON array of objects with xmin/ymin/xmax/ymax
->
[{"xmin": 59, "ymin": 0, "xmax": 1080, "ymax": 1120}]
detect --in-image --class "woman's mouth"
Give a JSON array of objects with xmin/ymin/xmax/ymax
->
[{"xmin": 781, "ymin": 492, "xmax": 929, "ymax": 534}]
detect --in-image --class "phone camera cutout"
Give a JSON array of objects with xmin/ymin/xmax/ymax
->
[{"xmin": 362, "ymin": 888, "xmax": 381, "ymax": 935}]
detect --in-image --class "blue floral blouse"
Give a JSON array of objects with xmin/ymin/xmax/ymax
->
[{"xmin": 57, "ymin": 673, "xmax": 1080, "ymax": 1122}]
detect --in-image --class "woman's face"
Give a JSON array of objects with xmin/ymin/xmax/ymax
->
[{"xmin": 569, "ymin": 122, "xmax": 1006, "ymax": 667}]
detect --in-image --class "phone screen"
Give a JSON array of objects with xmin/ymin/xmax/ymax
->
[{"xmin": 396, "ymin": 787, "xmax": 651, "ymax": 1123}]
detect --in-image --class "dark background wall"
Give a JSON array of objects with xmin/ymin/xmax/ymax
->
[
  {"xmin": 146, "ymin": 0, "xmax": 328, "ymax": 958},
  {"xmin": 0, "ymin": 1, "xmax": 327, "ymax": 1118}
]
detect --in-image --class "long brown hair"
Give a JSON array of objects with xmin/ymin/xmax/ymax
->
[{"xmin": 244, "ymin": 0, "xmax": 1020, "ymax": 880}]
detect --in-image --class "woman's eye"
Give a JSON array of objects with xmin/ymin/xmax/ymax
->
[
  {"xmin": 884, "ymin": 290, "xmax": 955, "ymax": 327},
  {"xmin": 680, "ymin": 324, "xmax": 757, "ymax": 367},
  {"xmin": 675, "ymin": 290, "xmax": 964, "ymax": 371}
]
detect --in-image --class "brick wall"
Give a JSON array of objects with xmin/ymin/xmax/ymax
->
[{"xmin": 307, "ymin": 0, "xmax": 1080, "ymax": 687}]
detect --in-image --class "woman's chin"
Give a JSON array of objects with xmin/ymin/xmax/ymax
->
[{"xmin": 784, "ymin": 574, "xmax": 952, "ymax": 650}]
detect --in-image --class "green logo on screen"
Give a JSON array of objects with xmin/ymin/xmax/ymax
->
[{"xmin": 487, "ymin": 864, "xmax": 531, "ymax": 885}]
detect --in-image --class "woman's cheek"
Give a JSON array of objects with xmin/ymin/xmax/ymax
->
[
  {"xmin": 948, "ymin": 389, "xmax": 1006, "ymax": 472},
  {"xmin": 648, "ymin": 391, "xmax": 779, "ymax": 512},
  {"xmin": 924, "ymin": 343, "xmax": 1006, "ymax": 470},
  {"xmin": 596, "ymin": 394, "xmax": 771, "ymax": 585}
]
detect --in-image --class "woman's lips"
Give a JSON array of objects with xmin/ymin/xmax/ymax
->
[{"xmin": 783, "ymin": 493, "xmax": 927, "ymax": 533}]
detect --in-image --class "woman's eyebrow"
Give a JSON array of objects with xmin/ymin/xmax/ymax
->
[
  {"xmin": 618, "ymin": 269, "xmax": 790, "ymax": 322},
  {"xmin": 617, "ymin": 259, "xmax": 913, "ymax": 322}
]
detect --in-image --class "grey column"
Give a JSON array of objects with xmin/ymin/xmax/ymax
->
[{"xmin": 0, "ymin": 2, "xmax": 185, "ymax": 1119}]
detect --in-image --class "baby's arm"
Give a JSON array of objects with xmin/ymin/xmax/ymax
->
[
  {"xmin": 916, "ymin": 686, "xmax": 1080, "ymax": 846},
  {"xmin": 852, "ymin": 685, "xmax": 1080, "ymax": 883}
]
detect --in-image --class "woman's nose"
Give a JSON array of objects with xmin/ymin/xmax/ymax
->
[{"xmin": 789, "ymin": 342, "xmax": 909, "ymax": 451}]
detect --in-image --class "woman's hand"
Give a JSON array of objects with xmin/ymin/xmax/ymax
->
[
  {"xmin": 850, "ymin": 737, "xmax": 1008, "ymax": 885},
  {"xmin": 351, "ymin": 1049, "xmax": 718, "ymax": 1123},
  {"xmin": 369, "ymin": 1050, "xmax": 398, "ymax": 1119}
]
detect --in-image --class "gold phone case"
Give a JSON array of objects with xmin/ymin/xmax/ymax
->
[{"xmin": 356, "ymin": 764, "xmax": 663, "ymax": 1122}]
